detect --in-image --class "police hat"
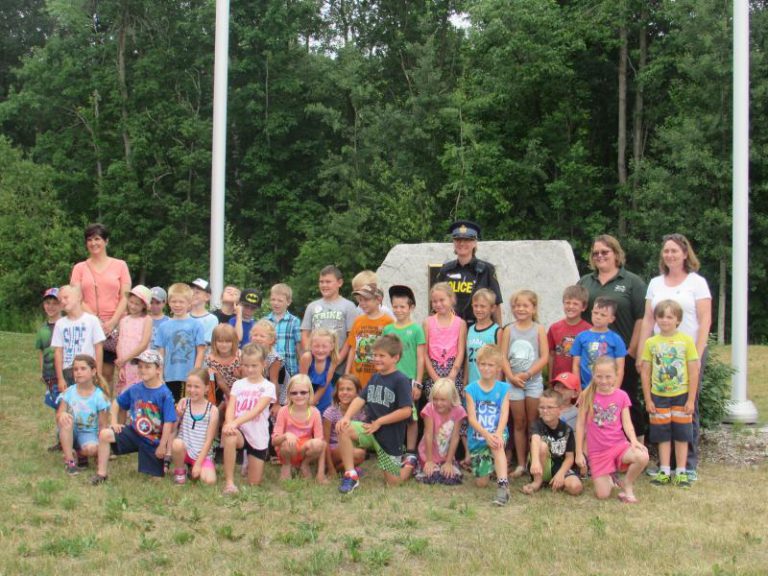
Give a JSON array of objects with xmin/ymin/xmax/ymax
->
[{"xmin": 449, "ymin": 219, "xmax": 481, "ymax": 240}]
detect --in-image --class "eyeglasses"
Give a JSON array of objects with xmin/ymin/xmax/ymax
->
[
  {"xmin": 290, "ymin": 390, "xmax": 309, "ymax": 396},
  {"xmin": 591, "ymin": 250, "xmax": 612, "ymax": 258}
]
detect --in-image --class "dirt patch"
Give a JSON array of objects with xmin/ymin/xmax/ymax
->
[{"xmin": 701, "ymin": 425, "xmax": 768, "ymax": 467}]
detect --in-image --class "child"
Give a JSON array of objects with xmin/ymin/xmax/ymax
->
[
  {"xmin": 214, "ymin": 285, "xmax": 241, "ymax": 324},
  {"xmin": 522, "ymin": 389, "xmax": 582, "ymax": 496},
  {"xmin": 266, "ymin": 283, "xmax": 302, "ymax": 380},
  {"xmin": 323, "ymin": 374, "xmax": 368, "ymax": 476},
  {"xmin": 149, "ymin": 287, "xmax": 169, "ymax": 348},
  {"xmin": 154, "ymin": 283, "xmax": 206, "ymax": 402},
  {"xmin": 91, "ymin": 349, "xmax": 176, "ymax": 484},
  {"xmin": 382, "ymin": 285, "xmax": 425, "ymax": 455},
  {"xmin": 501, "ymin": 289, "xmax": 549, "ymax": 478},
  {"xmin": 300, "ymin": 265, "xmax": 359, "ymax": 362},
  {"xmin": 57, "ymin": 354, "xmax": 110, "ymax": 474},
  {"xmin": 551, "ymin": 371, "xmax": 580, "ymax": 432},
  {"xmin": 300, "ymin": 329, "xmax": 339, "ymax": 415},
  {"xmin": 231, "ymin": 288, "xmax": 260, "ymax": 347},
  {"xmin": 250, "ymin": 319, "xmax": 284, "ymax": 410},
  {"xmin": 221, "ymin": 343, "xmax": 276, "ymax": 494},
  {"xmin": 115, "ymin": 285, "xmax": 153, "ymax": 394},
  {"xmin": 206, "ymin": 323, "xmax": 241, "ymax": 406},
  {"xmin": 36, "ymin": 288, "xmax": 62, "ymax": 420},
  {"xmin": 336, "ymin": 335, "xmax": 415, "ymax": 493},
  {"xmin": 272, "ymin": 374, "xmax": 327, "ymax": 482},
  {"xmin": 190, "ymin": 278, "xmax": 219, "ymax": 345},
  {"xmin": 52, "ymin": 285, "xmax": 105, "ymax": 394},
  {"xmin": 571, "ymin": 297, "xmax": 627, "ymax": 390},
  {"xmin": 575, "ymin": 356, "xmax": 649, "ymax": 502},
  {"xmin": 465, "ymin": 288, "xmax": 501, "ymax": 387},
  {"xmin": 343, "ymin": 284, "xmax": 393, "ymax": 388},
  {"xmin": 641, "ymin": 299, "xmax": 699, "ymax": 488},
  {"xmin": 547, "ymin": 285, "xmax": 591, "ymax": 378},
  {"xmin": 351, "ymin": 270, "xmax": 393, "ymax": 317},
  {"xmin": 416, "ymin": 378, "xmax": 466, "ymax": 485},
  {"xmin": 171, "ymin": 368, "xmax": 219, "ymax": 485},
  {"xmin": 465, "ymin": 345, "xmax": 511, "ymax": 505},
  {"xmin": 423, "ymin": 282, "xmax": 467, "ymax": 403}
]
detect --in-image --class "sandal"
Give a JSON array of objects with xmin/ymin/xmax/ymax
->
[
  {"xmin": 173, "ymin": 468, "xmax": 187, "ymax": 485},
  {"xmin": 222, "ymin": 484, "xmax": 239, "ymax": 495},
  {"xmin": 618, "ymin": 491, "xmax": 638, "ymax": 504},
  {"xmin": 90, "ymin": 474, "xmax": 108, "ymax": 486}
]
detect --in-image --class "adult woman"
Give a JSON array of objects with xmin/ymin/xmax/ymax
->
[
  {"xmin": 638, "ymin": 233, "xmax": 711, "ymax": 479},
  {"xmin": 577, "ymin": 234, "xmax": 647, "ymax": 437},
  {"xmin": 436, "ymin": 220, "xmax": 503, "ymax": 326},
  {"xmin": 70, "ymin": 223, "xmax": 131, "ymax": 387}
]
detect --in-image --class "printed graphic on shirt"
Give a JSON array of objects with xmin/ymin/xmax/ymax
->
[
  {"xmin": 592, "ymin": 402, "xmax": 619, "ymax": 428},
  {"xmin": 133, "ymin": 400, "xmax": 163, "ymax": 443},
  {"xmin": 436, "ymin": 419, "xmax": 455, "ymax": 458},
  {"xmin": 170, "ymin": 330, "xmax": 195, "ymax": 366},
  {"xmin": 509, "ymin": 339, "xmax": 535, "ymax": 372},
  {"xmin": 555, "ymin": 335, "xmax": 577, "ymax": 357},
  {"xmin": 476, "ymin": 400, "xmax": 501, "ymax": 433},
  {"xmin": 310, "ymin": 307, "xmax": 344, "ymax": 333},
  {"xmin": 61, "ymin": 323, "xmax": 91, "ymax": 366},
  {"xmin": 651, "ymin": 343, "xmax": 686, "ymax": 395}
]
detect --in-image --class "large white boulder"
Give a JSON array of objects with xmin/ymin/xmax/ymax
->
[{"xmin": 376, "ymin": 241, "xmax": 580, "ymax": 327}]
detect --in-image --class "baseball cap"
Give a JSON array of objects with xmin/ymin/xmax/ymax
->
[
  {"xmin": 352, "ymin": 284, "xmax": 381, "ymax": 299},
  {"xmin": 190, "ymin": 278, "xmax": 210, "ymax": 293},
  {"xmin": 551, "ymin": 371, "xmax": 580, "ymax": 391},
  {"xmin": 388, "ymin": 285, "xmax": 416, "ymax": 306},
  {"xmin": 240, "ymin": 288, "xmax": 261, "ymax": 307},
  {"xmin": 131, "ymin": 349, "xmax": 164, "ymax": 366},
  {"xmin": 42, "ymin": 287, "xmax": 60, "ymax": 301},
  {"xmin": 150, "ymin": 286, "xmax": 167, "ymax": 303}
]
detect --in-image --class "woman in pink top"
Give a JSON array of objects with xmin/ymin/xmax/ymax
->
[{"xmin": 70, "ymin": 223, "xmax": 132, "ymax": 386}]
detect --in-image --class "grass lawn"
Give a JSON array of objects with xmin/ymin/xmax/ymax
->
[{"xmin": 1, "ymin": 332, "xmax": 766, "ymax": 575}]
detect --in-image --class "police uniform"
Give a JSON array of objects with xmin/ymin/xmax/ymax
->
[{"xmin": 436, "ymin": 221, "xmax": 503, "ymax": 325}]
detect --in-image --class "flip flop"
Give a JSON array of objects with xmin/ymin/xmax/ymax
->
[{"xmin": 618, "ymin": 491, "xmax": 638, "ymax": 504}]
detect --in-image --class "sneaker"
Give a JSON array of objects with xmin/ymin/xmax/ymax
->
[
  {"xmin": 338, "ymin": 473, "xmax": 359, "ymax": 494},
  {"xmin": 163, "ymin": 456, "xmax": 172, "ymax": 476},
  {"xmin": 90, "ymin": 474, "xmax": 108, "ymax": 486},
  {"xmin": 65, "ymin": 460, "xmax": 79, "ymax": 476},
  {"xmin": 493, "ymin": 486, "xmax": 510, "ymax": 506},
  {"xmin": 672, "ymin": 472, "xmax": 691, "ymax": 489},
  {"xmin": 685, "ymin": 469, "xmax": 698, "ymax": 482},
  {"xmin": 650, "ymin": 471, "xmax": 671, "ymax": 486},
  {"xmin": 402, "ymin": 453, "xmax": 418, "ymax": 468},
  {"xmin": 645, "ymin": 464, "xmax": 660, "ymax": 477},
  {"xmin": 77, "ymin": 455, "xmax": 89, "ymax": 469}
]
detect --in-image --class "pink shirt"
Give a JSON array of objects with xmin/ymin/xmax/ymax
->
[
  {"xmin": 426, "ymin": 314, "xmax": 462, "ymax": 367},
  {"xmin": 586, "ymin": 388, "xmax": 631, "ymax": 455},
  {"xmin": 71, "ymin": 258, "xmax": 131, "ymax": 323},
  {"xmin": 418, "ymin": 402, "xmax": 467, "ymax": 466},
  {"xmin": 230, "ymin": 377, "xmax": 276, "ymax": 450},
  {"xmin": 272, "ymin": 406, "xmax": 323, "ymax": 442}
]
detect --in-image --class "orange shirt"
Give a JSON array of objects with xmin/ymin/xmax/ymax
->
[{"xmin": 346, "ymin": 314, "xmax": 394, "ymax": 387}]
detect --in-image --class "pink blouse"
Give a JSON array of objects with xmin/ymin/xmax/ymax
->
[
  {"xmin": 426, "ymin": 314, "xmax": 462, "ymax": 367},
  {"xmin": 71, "ymin": 258, "xmax": 131, "ymax": 323}
]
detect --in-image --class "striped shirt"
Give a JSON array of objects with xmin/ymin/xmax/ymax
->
[
  {"xmin": 178, "ymin": 399, "xmax": 214, "ymax": 461},
  {"xmin": 266, "ymin": 311, "xmax": 301, "ymax": 377}
]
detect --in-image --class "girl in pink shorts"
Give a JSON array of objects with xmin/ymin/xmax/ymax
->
[
  {"xmin": 171, "ymin": 368, "xmax": 219, "ymax": 485},
  {"xmin": 575, "ymin": 357, "xmax": 648, "ymax": 503}
]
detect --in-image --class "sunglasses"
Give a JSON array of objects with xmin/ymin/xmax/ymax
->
[
  {"xmin": 290, "ymin": 390, "xmax": 310, "ymax": 396},
  {"xmin": 591, "ymin": 249, "xmax": 612, "ymax": 257}
]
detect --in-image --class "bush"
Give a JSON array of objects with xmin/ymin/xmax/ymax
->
[{"xmin": 700, "ymin": 339, "xmax": 734, "ymax": 429}]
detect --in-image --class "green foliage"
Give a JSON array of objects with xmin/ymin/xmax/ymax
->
[{"xmin": 700, "ymin": 343, "xmax": 735, "ymax": 429}]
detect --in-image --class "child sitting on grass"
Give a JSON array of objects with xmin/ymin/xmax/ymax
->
[
  {"xmin": 416, "ymin": 378, "xmax": 466, "ymax": 485},
  {"xmin": 323, "ymin": 374, "xmax": 367, "ymax": 476}
]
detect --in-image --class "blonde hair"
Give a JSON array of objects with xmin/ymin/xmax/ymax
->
[
  {"xmin": 241, "ymin": 342, "xmax": 267, "ymax": 363},
  {"xmin": 511, "ymin": 289, "xmax": 539, "ymax": 322},
  {"xmin": 352, "ymin": 270, "xmax": 378, "ymax": 290},
  {"xmin": 250, "ymin": 319, "xmax": 277, "ymax": 348},
  {"xmin": 430, "ymin": 378, "xmax": 461, "ymax": 406},
  {"xmin": 59, "ymin": 284, "xmax": 82, "ymax": 302},
  {"xmin": 168, "ymin": 283, "xmax": 193, "ymax": 301},
  {"xmin": 472, "ymin": 288, "xmax": 497, "ymax": 306},
  {"xmin": 659, "ymin": 233, "xmax": 701, "ymax": 274},
  {"xmin": 430, "ymin": 282, "xmax": 456, "ymax": 305},
  {"xmin": 270, "ymin": 283, "xmax": 293, "ymax": 302},
  {"xmin": 210, "ymin": 324, "xmax": 239, "ymax": 359},
  {"xmin": 476, "ymin": 344, "xmax": 502, "ymax": 365},
  {"xmin": 286, "ymin": 374, "xmax": 314, "ymax": 408},
  {"xmin": 309, "ymin": 328, "xmax": 339, "ymax": 365},
  {"xmin": 72, "ymin": 354, "xmax": 110, "ymax": 399},
  {"xmin": 578, "ymin": 356, "xmax": 617, "ymax": 421}
]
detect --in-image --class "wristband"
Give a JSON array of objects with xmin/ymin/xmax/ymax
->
[{"xmin": 412, "ymin": 380, "xmax": 423, "ymax": 390}]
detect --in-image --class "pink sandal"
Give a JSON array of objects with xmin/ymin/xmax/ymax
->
[
  {"xmin": 618, "ymin": 491, "xmax": 638, "ymax": 504},
  {"xmin": 173, "ymin": 468, "xmax": 187, "ymax": 485}
]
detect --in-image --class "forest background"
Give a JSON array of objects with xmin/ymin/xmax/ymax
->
[{"xmin": 1, "ymin": 0, "xmax": 767, "ymax": 341}]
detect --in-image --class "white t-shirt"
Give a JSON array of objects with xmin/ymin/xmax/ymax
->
[
  {"xmin": 645, "ymin": 272, "xmax": 711, "ymax": 339},
  {"xmin": 51, "ymin": 313, "xmax": 106, "ymax": 369},
  {"xmin": 230, "ymin": 377, "xmax": 276, "ymax": 450},
  {"xmin": 300, "ymin": 297, "xmax": 359, "ymax": 350}
]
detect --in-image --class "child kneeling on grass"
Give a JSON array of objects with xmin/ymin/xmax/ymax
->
[
  {"xmin": 170, "ymin": 368, "xmax": 219, "ymax": 485},
  {"xmin": 522, "ymin": 389, "xmax": 582, "ymax": 496},
  {"xmin": 336, "ymin": 335, "xmax": 415, "ymax": 493},
  {"xmin": 91, "ymin": 350, "xmax": 176, "ymax": 484}
]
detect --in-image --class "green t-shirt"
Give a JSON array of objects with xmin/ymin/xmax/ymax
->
[
  {"xmin": 382, "ymin": 322, "xmax": 426, "ymax": 380},
  {"xmin": 35, "ymin": 321, "xmax": 56, "ymax": 380},
  {"xmin": 641, "ymin": 332, "xmax": 699, "ymax": 397}
]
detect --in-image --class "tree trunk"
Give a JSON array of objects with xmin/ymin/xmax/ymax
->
[
  {"xmin": 117, "ymin": 21, "xmax": 133, "ymax": 169},
  {"xmin": 617, "ymin": 25, "xmax": 628, "ymax": 236},
  {"xmin": 632, "ymin": 8, "xmax": 647, "ymax": 194}
]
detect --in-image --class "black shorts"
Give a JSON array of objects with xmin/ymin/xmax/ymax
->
[
  {"xmin": 103, "ymin": 349, "xmax": 117, "ymax": 364},
  {"xmin": 242, "ymin": 434, "xmax": 268, "ymax": 461},
  {"xmin": 112, "ymin": 426, "xmax": 164, "ymax": 477},
  {"xmin": 166, "ymin": 381, "xmax": 185, "ymax": 403}
]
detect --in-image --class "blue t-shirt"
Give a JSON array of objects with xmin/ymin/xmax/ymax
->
[
  {"xmin": 192, "ymin": 312, "xmax": 219, "ymax": 344},
  {"xmin": 153, "ymin": 318, "xmax": 205, "ymax": 382},
  {"xmin": 570, "ymin": 329, "xmax": 627, "ymax": 389},
  {"xmin": 229, "ymin": 316, "xmax": 256, "ymax": 348},
  {"xmin": 59, "ymin": 386, "xmax": 111, "ymax": 436},
  {"xmin": 466, "ymin": 323, "xmax": 499, "ymax": 385},
  {"xmin": 465, "ymin": 380, "xmax": 511, "ymax": 451},
  {"xmin": 151, "ymin": 316, "xmax": 169, "ymax": 349},
  {"xmin": 116, "ymin": 382, "xmax": 177, "ymax": 446}
]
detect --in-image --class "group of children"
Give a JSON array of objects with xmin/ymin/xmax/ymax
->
[{"xmin": 36, "ymin": 264, "xmax": 701, "ymax": 505}]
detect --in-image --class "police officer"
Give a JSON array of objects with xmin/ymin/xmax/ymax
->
[{"xmin": 436, "ymin": 220, "xmax": 503, "ymax": 326}]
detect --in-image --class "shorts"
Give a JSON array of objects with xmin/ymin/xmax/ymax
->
[
  {"xmin": 241, "ymin": 434, "xmax": 268, "ymax": 461},
  {"xmin": 166, "ymin": 381, "xmax": 186, "ymax": 403},
  {"xmin": 470, "ymin": 430, "xmax": 510, "ymax": 477},
  {"xmin": 528, "ymin": 453, "xmax": 578, "ymax": 483},
  {"xmin": 73, "ymin": 430, "xmax": 99, "ymax": 450},
  {"xmin": 43, "ymin": 376, "xmax": 60, "ymax": 409},
  {"xmin": 587, "ymin": 442, "xmax": 630, "ymax": 478},
  {"xmin": 276, "ymin": 437, "xmax": 310, "ymax": 467},
  {"xmin": 112, "ymin": 426, "xmax": 165, "ymax": 477},
  {"xmin": 103, "ymin": 349, "xmax": 117, "ymax": 364},
  {"xmin": 349, "ymin": 421, "xmax": 401, "ymax": 476},
  {"xmin": 649, "ymin": 393, "xmax": 693, "ymax": 444},
  {"xmin": 508, "ymin": 378, "xmax": 544, "ymax": 401},
  {"xmin": 184, "ymin": 452, "xmax": 215, "ymax": 470}
]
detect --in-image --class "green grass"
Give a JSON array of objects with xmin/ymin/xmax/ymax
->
[{"xmin": 1, "ymin": 332, "xmax": 767, "ymax": 575}]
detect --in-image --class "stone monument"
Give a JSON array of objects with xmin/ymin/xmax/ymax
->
[{"xmin": 376, "ymin": 241, "xmax": 581, "ymax": 326}]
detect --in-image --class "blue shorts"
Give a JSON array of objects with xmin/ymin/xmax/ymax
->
[
  {"xmin": 508, "ymin": 378, "xmax": 544, "ymax": 401},
  {"xmin": 112, "ymin": 426, "xmax": 165, "ymax": 477},
  {"xmin": 649, "ymin": 393, "xmax": 693, "ymax": 444},
  {"xmin": 74, "ymin": 430, "xmax": 99, "ymax": 450}
]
